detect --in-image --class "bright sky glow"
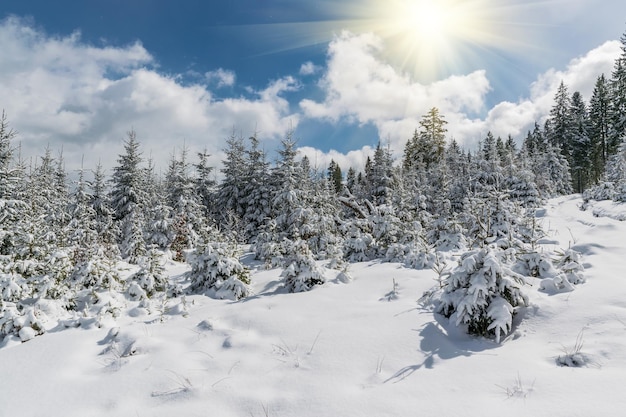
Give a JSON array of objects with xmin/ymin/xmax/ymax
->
[{"xmin": 240, "ymin": 0, "xmax": 540, "ymax": 81}]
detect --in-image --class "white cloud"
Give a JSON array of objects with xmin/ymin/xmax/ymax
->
[
  {"xmin": 299, "ymin": 31, "xmax": 492, "ymax": 153},
  {"xmin": 205, "ymin": 68, "xmax": 236, "ymax": 88},
  {"xmin": 299, "ymin": 61, "xmax": 320, "ymax": 76},
  {"xmin": 300, "ymin": 31, "xmax": 621, "ymax": 161},
  {"xmin": 297, "ymin": 145, "xmax": 375, "ymax": 174},
  {"xmin": 0, "ymin": 17, "xmax": 299, "ymax": 174}
]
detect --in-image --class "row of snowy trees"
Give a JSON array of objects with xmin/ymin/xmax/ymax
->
[
  {"xmin": 0, "ymin": 99, "xmax": 589, "ymax": 342},
  {"xmin": 544, "ymin": 31, "xmax": 626, "ymax": 193}
]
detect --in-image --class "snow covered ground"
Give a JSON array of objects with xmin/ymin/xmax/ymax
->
[{"xmin": 1, "ymin": 195, "xmax": 626, "ymax": 417}]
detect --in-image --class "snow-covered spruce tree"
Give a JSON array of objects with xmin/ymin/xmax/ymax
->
[
  {"xmin": 253, "ymin": 219, "xmax": 289, "ymax": 267},
  {"xmin": 370, "ymin": 204, "xmax": 404, "ymax": 258},
  {"xmin": 464, "ymin": 188, "xmax": 523, "ymax": 249},
  {"xmin": 165, "ymin": 146, "xmax": 209, "ymax": 259},
  {"xmin": 337, "ymin": 192, "xmax": 376, "ymax": 262},
  {"xmin": 215, "ymin": 132, "xmax": 247, "ymax": 239},
  {"xmin": 533, "ymin": 143, "xmax": 573, "ymax": 197},
  {"xmin": 304, "ymin": 175, "xmax": 343, "ymax": 263},
  {"xmin": 194, "ymin": 148, "xmax": 217, "ymax": 218},
  {"xmin": 588, "ymin": 74, "xmax": 611, "ymax": 183},
  {"xmin": 110, "ymin": 130, "xmax": 146, "ymax": 263},
  {"xmin": 366, "ymin": 142, "xmax": 400, "ymax": 206},
  {"xmin": 127, "ymin": 247, "xmax": 168, "ymax": 300},
  {"xmin": 28, "ymin": 147, "xmax": 72, "ymax": 251},
  {"xmin": 437, "ymin": 248, "xmax": 528, "ymax": 343},
  {"xmin": 70, "ymin": 254, "xmax": 122, "ymax": 292},
  {"xmin": 546, "ymin": 81, "xmax": 575, "ymax": 163},
  {"xmin": 186, "ymin": 241, "xmax": 250, "ymax": 300},
  {"xmin": 91, "ymin": 162, "xmax": 120, "ymax": 258},
  {"xmin": 569, "ymin": 91, "xmax": 593, "ymax": 193},
  {"xmin": 0, "ymin": 110, "xmax": 17, "ymax": 200},
  {"xmin": 268, "ymin": 132, "xmax": 305, "ymax": 242},
  {"xmin": 608, "ymin": 31, "xmax": 626, "ymax": 157},
  {"xmin": 281, "ymin": 240, "xmax": 325, "ymax": 293},
  {"xmin": 428, "ymin": 210, "xmax": 467, "ymax": 252},
  {"xmin": 241, "ymin": 134, "xmax": 271, "ymax": 242},
  {"xmin": 254, "ymin": 131, "xmax": 317, "ymax": 265},
  {"xmin": 66, "ymin": 164, "xmax": 100, "ymax": 265},
  {"xmin": 506, "ymin": 166, "xmax": 541, "ymax": 209},
  {"xmin": 341, "ymin": 219, "xmax": 375, "ymax": 262},
  {"xmin": 0, "ymin": 111, "xmax": 26, "ymax": 256},
  {"xmin": 605, "ymin": 138, "xmax": 626, "ymax": 201},
  {"xmin": 142, "ymin": 155, "xmax": 174, "ymax": 252},
  {"xmin": 145, "ymin": 200, "xmax": 173, "ymax": 251}
]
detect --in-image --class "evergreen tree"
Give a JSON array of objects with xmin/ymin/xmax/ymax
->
[
  {"xmin": 67, "ymin": 163, "xmax": 99, "ymax": 263},
  {"xmin": 28, "ymin": 147, "xmax": 70, "ymax": 252},
  {"xmin": 609, "ymin": 30, "xmax": 626, "ymax": 156},
  {"xmin": 194, "ymin": 148, "xmax": 217, "ymax": 217},
  {"xmin": 402, "ymin": 130, "xmax": 421, "ymax": 173},
  {"xmin": 605, "ymin": 139, "xmax": 626, "ymax": 201},
  {"xmin": 143, "ymin": 155, "xmax": 173, "ymax": 251},
  {"xmin": 241, "ymin": 134, "xmax": 271, "ymax": 242},
  {"xmin": 345, "ymin": 167, "xmax": 357, "ymax": 194},
  {"xmin": 216, "ymin": 131, "xmax": 246, "ymax": 231},
  {"xmin": 417, "ymin": 107, "xmax": 448, "ymax": 167},
  {"xmin": 589, "ymin": 74, "xmax": 611, "ymax": 183},
  {"xmin": 547, "ymin": 81, "xmax": 574, "ymax": 162},
  {"xmin": 281, "ymin": 240, "xmax": 325, "ymax": 293},
  {"xmin": 327, "ymin": 160, "xmax": 343, "ymax": 193},
  {"xmin": 166, "ymin": 145, "xmax": 210, "ymax": 259},
  {"xmin": 91, "ymin": 162, "xmax": 119, "ymax": 257},
  {"xmin": 569, "ymin": 91, "xmax": 592, "ymax": 192},
  {"xmin": 533, "ymin": 143, "xmax": 573, "ymax": 197},
  {"xmin": 437, "ymin": 248, "xmax": 528, "ymax": 343},
  {"xmin": 0, "ymin": 111, "xmax": 17, "ymax": 200},
  {"xmin": 366, "ymin": 142, "xmax": 399, "ymax": 206},
  {"xmin": 0, "ymin": 112, "xmax": 24, "ymax": 256},
  {"xmin": 186, "ymin": 242, "xmax": 250, "ymax": 300},
  {"xmin": 523, "ymin": 123, "xmax": 546, "ymax": 156},
  {"xmin": 269, "ymin": 131, "xmax": 304, "ymax": 241},
  {"xmin": 110, "ymin": 129, "xmax": 146, "ymax": 263}
]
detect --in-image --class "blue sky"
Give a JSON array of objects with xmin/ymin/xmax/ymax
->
[{"xmin": 1, "ymin": 1, "xmax": 625, "ymax": 173}]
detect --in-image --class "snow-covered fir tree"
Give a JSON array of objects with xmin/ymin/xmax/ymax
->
[
  {"xmin": 216, "ymin": 132, "xmax": 247, "ymax": 238},
  {"xmin": 240, "ymin": 134, "xmax": 271, "ymax": 242},
  {"xmin": 281, "ymin": 240, "xmax": 326, "ymax": 293},
  {"xmin": 437, "ymin": 248, "xmax": 529, "ymax": 343},
  {"xmin": 90, "ymin": 162, "xmax": 120, "ymax": 258},
  {"xmin": 165, "ymin": 145, "xmax": 209, "ymax": 260},
  {"xmin": 109, "ymin": 130, "xmax": 146, "ymax": 263},
  {"xmin": 128, "ymin": 247, "xmax": 169, "ymax": 299},
  {"xmin": 186, "ymin": 241, "xmax": 251, "ymax": 300},
  {"xmin": 194, "ymin": 148, "xmax": 217, "ymax": 218}
]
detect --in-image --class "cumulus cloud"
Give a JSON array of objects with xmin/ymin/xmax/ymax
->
[
  {"xmin": 297, "ymin": 145, "xmax": 375, "ymax": 174},
  {"xmin": 0, "ymin": 17, "xmax": 299, "ymax": 174},
  {"xmin": 299, "ymin": 61, "xmax": 321, "ymax": 76},
  {"xmin": 299, "ymin": 31, "xmax": 492, "ymax": 152},
  {"xmin": 205, "ymin": 68, "xmax": 236, "ymax": 88},
  {"xmin": 299, "ymin": 31, "xmax": 621, "ymax": 163}
]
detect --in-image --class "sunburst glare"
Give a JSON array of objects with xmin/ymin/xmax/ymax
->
[{"xmin": 237, "ymin": 0, "xmax": 546, "ymax": 82}]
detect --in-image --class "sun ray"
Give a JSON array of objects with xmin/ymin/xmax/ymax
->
[{"xmin": 225, "ymin": 0, "xmax": 559, "ymax": 81}]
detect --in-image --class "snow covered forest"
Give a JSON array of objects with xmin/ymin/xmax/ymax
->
[{"xmin": 2, "ymin": 31, "xmax": 626, "ymax": 348}]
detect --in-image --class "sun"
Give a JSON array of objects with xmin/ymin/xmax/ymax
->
[
  {"xmin": 395, "ymin": 1, "xmax": 455, "ymax": 41},
  {"xmin": 235, "ymin": 0, "xmax": 537, "ymax": 81},
  {"xmin": 369, "ymin": 0, "xmax": 492, "ymax": 79},
  {"xmin": 328, "ymin": 0, "xmax": 532, "ymax": 81}
]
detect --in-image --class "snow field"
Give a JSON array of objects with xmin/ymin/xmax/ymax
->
[{"xmin": 1, "ymin": 196, "xmax": 626, "ymax": 416}]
